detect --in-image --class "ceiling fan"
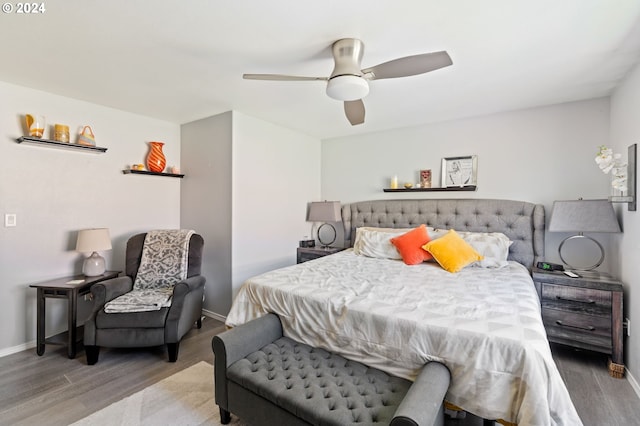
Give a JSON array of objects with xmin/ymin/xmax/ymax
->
[{"xmin": 243, "ymin": 38, "xmax": 452, "ymax": 126}]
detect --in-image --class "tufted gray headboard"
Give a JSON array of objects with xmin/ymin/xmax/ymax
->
[{"xmin": 342, "ymin": 199, "xmax": 545, "ymax": 270}]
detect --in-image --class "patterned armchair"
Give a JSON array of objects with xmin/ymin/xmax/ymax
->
[{"xmin": 83, "ymin": 231, "xmax": 205, "ymax": 365}]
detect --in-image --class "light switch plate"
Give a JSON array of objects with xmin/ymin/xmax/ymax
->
[{"xmin": 5, "ymin": 214, "xmax": 16, "ymax": 227}]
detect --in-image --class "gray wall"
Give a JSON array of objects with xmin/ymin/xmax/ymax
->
[
  {"xmin": 181, "ymin": 112, "xmax": 233, "ymax": 317},
  {"xmin": 610, "ymin": 59, "xmax": 640, "ymax": 389}
]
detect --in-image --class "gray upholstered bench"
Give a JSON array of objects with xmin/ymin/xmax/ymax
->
[{"xmin": 212, "ymin": 314, "xmax": 450, "ymax": 426}]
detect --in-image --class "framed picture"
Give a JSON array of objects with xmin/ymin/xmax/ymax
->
[
  {"xmin": 441, "ymin": 155, "xmax": 478, "ymax": 187},
  {"xmin": 420, "ymin": 169, "xmax": 432, "ymax": 188}
]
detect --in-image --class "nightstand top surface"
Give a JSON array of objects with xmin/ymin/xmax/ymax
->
[
  {"xmin": 532, "ymin": 268, "xmax": 623, "ymax": 291},
  {"xmin": 297, "ymin": 246, "xmax": 344, "ymax": 254}
]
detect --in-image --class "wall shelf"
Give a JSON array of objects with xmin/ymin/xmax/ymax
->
[
  {"xmin": 17, "ymin": 136, "xmax": 107, "ymax": 153},
  {"xmin": 122, "ymin": 169, "xmax": 184, "ymax": 178},
  {"xmin": 383, "ymin": 185, "xmax": 477, "ymax": 192}
]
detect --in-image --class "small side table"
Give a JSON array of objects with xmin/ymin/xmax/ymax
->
[
  {"xmin": 30, "ymin": 271, "xmax": 120, "ymax": 359},
  {"xmin": 297, "ymin": 246, "xmax": 344, "ymax": 264}
]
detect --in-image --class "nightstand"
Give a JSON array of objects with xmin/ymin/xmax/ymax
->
[
  {"xmin": 532, "ymin": 268, "xmax": 624, "ymax": 378},
  {"xmin": 297, "ymin": 246, "xmax": 344, "ymax": 264},
  {"xmin": 29, "ymin": 271, "xmax": 121, "ymax": 359}
]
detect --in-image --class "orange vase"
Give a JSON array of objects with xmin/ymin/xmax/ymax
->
[{"xmin": 146, "ymin": 141, "xmax": 166, "ymax": 173}]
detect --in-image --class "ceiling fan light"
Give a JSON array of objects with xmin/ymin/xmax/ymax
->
[{"xmin": 326, "ymin": 75, "xmax": 369, "ymax": 101}]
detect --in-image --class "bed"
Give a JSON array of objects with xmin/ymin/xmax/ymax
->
[{"xmin": 226, "ymin": 199, "xmax": 583, "ymax": 426}]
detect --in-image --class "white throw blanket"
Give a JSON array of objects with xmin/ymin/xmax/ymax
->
[{"xmin": 105, "ymin": 229, "xmax": 194, "ymax": 313}]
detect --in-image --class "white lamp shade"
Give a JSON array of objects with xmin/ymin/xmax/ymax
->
[
  {"xmin": 76, "ymin": 228, "xmax": 112, "ymax": 253},
  {"xmin": 307, "ymin": 201, "xmax": 341, "ymax": 222}
]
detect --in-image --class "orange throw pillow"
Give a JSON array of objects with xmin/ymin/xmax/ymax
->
[{"xmin": 390, "ymin": 225, "xmax": 433, "ymax": 265}]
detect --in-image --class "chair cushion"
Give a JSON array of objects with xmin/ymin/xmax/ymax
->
[{"xmin": 96, "ymin": 307, "xmax": 169, "ymax": 329}]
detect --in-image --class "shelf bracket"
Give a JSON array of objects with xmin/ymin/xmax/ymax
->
[{"xmin": 609, "ymin": 143, "xmax": 636, "ymax": 211}]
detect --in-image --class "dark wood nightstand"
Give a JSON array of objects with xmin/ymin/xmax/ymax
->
[
  {"xmin": 297, "ymin": 246, "xmax": 345, "ymax": 264},
  {"xmin": 532, "ymin": 268, "xmax": 624, "ymax": 378}
]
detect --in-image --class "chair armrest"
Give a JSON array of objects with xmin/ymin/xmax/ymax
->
[
  {"xmin": 171, "ymin": 275, "xmax": 206, "ymax": 299},
  {"xmin": 165, "ymin": 276, "xmax": 206, "ymax": 331},
  {"xmin": 90, "ymin": 276, "xmax": 134, "ymax": 308},
  {"xmin": 390, "ymin": 361, "xmax": 451, "ymax": 426}
]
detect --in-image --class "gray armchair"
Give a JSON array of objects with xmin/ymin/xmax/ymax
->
[{"xmin": 83, "ymin": 232, "xmax": 205, "ymax": 364}]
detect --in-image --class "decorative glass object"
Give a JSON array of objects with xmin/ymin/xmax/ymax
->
[{"xmin": 146, "ymin": 141, "xmax": 166, "ymax": 173}]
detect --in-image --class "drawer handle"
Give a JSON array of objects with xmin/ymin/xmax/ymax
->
[
  {"xmin": 555, "ymin": 295, "xmax": 595, "ymax": 304},
  {"xmin": 555, "ymin": 320, "xmax": 596, "ymax": 331}
]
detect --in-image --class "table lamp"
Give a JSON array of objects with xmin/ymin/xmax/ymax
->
[
  {"xmin": 548, "ymin": 199, "xmax": 620, "ymax": 270},
  {"xmin": 76, "ymin": 228, "xmax": 112, "ymax": 276},
  {"xmin": 307, "ymin": 201, "xmax": 341, "ymax": 248}
]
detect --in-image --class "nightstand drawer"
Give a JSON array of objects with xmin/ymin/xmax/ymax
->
[
  {"xmin": 543, "ymin": 308, "xmax": 612, "ymax": 351},
  {"xmin": 298, "ymin": 251, "xmax": 324, "ymax": 263},
  {"xmin": 541, "ymin": 283, "xmax": 611, "ymax": 309}
]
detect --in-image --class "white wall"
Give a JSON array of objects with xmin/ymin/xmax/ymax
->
[
  {"xmin": 610, "ymin": 60, "xmax": 640, "ymax": 383},
  {"xmin": 232, "ymin": 112, "xmax": 321, "ymax": 295},
  {"xmin": 181, "ymin": 112, "xmax": 233, "ymax": 317},
  {"xmin": 322, "ymin": 98, "xmax": 614, "ymax": 270},
  {"xmin": 0, "ymin": 81, "xmax": 181, "ymax": 354}
]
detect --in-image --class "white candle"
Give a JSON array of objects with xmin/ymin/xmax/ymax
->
[{"xmin": 391, "ymin": 175, "xmax": 398, "ymax": 189}]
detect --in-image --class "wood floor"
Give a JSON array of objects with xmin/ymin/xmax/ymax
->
[{"xmin": 0, "ymin": 317, "xmax": 638, "ymax": 426}]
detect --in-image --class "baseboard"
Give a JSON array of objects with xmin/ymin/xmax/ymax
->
[
  {"xmin": 627, "ymin": 367, "xmax": 640, "ymax": 399},
  {"xmin": 202, "ymin": 308, "xmax": 226, "ymax": 323},
  {"xmin": 0, "ymin": 341, "xmax": 36, "ymax": 358}
]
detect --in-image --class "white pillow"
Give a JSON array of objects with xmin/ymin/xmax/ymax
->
[
  {"xmin": 457, "ymin": 231, "xmax": 513, "ymax": 268},
  {"xmin": 353, "ymin": 227, "xmax": 412, "ymax": 259}
]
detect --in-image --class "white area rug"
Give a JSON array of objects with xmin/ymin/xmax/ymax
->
[{"xmin": 71, "ymin": 361, "xmax": 245, "ymax": 426}]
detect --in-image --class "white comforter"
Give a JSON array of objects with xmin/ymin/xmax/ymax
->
[{"xmin": 226, "ymin": 250, "xmax": 582, "ymax": 426}]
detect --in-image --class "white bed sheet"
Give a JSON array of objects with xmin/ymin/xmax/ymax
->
[{"xmin": 226, "ymin": 250, "xmax": 582, "ymax": 426}]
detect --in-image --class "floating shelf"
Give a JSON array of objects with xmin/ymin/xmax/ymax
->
[
  {"xmin": 17, "ymin": 136, "xmax": 107, "ymax": 152},
  {"xmin": 122, "ymin": 169, "xmax": 184, "ymax": 178},
  {"xmin": 384, "ymin": 185, "xmax": 477, "ymax": 192}
]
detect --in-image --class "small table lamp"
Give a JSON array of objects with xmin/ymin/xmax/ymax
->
[
  {"xmin": 307, "ymin": 201, "xmax": 341, "ymax": 248},
  {"xmin": 548, "ymin": 199, "xmax": 620, "ymax": 270},
  {"xmin": 76, "ymin": 228, "xmax": 112, "ymax": 276}
]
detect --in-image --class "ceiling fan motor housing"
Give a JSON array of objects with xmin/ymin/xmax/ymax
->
[{"xmin": 326, "ymin": 38, "xmax": 370, "ymax": 101}]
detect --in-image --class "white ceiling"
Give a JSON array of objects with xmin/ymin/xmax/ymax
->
[{"xmin": 2, "ymin": 0, "xmax": 640, "ymax": 139}]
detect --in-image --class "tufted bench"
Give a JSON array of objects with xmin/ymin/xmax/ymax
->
[{"xmin": 212, "ymin": 314, "xmax": 450, "ymax": 426}]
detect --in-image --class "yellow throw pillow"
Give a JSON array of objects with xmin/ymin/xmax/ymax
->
[{"xmin": 422, "ymin": 229, "xmax": 483, "ymax": 273}]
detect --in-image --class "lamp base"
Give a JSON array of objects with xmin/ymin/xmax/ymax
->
[
  {"xmin": 317, "ymin": 223, "xmax": 337, "ymax": 248},
  {"xmin": 83, "ymin": 251, "xmax": 106, "ymax": 276},
  {"xmin": 558, "ymin": 234, "xmax": 604, "ymax": 271}
]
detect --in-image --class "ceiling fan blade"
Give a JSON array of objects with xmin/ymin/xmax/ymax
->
[
  {"xmin": 362, "ymin": 51, "xmax": 452, "ymax": 80},
  {"xmin": 243, "ymin": 74, "xmax": 327, "ymax": 82},
  {"xmin": 344, "ymin": 100, "xmax": 365, "ymax": 126}
]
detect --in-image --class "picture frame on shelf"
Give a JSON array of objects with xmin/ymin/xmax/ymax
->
[
  {"xmin": 420, "ymin": 169, "xmax": 432, "ymax": 188},
  {"xmin": 441, "ymin": 155, "xmax": 477, "ymax": 187}
]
